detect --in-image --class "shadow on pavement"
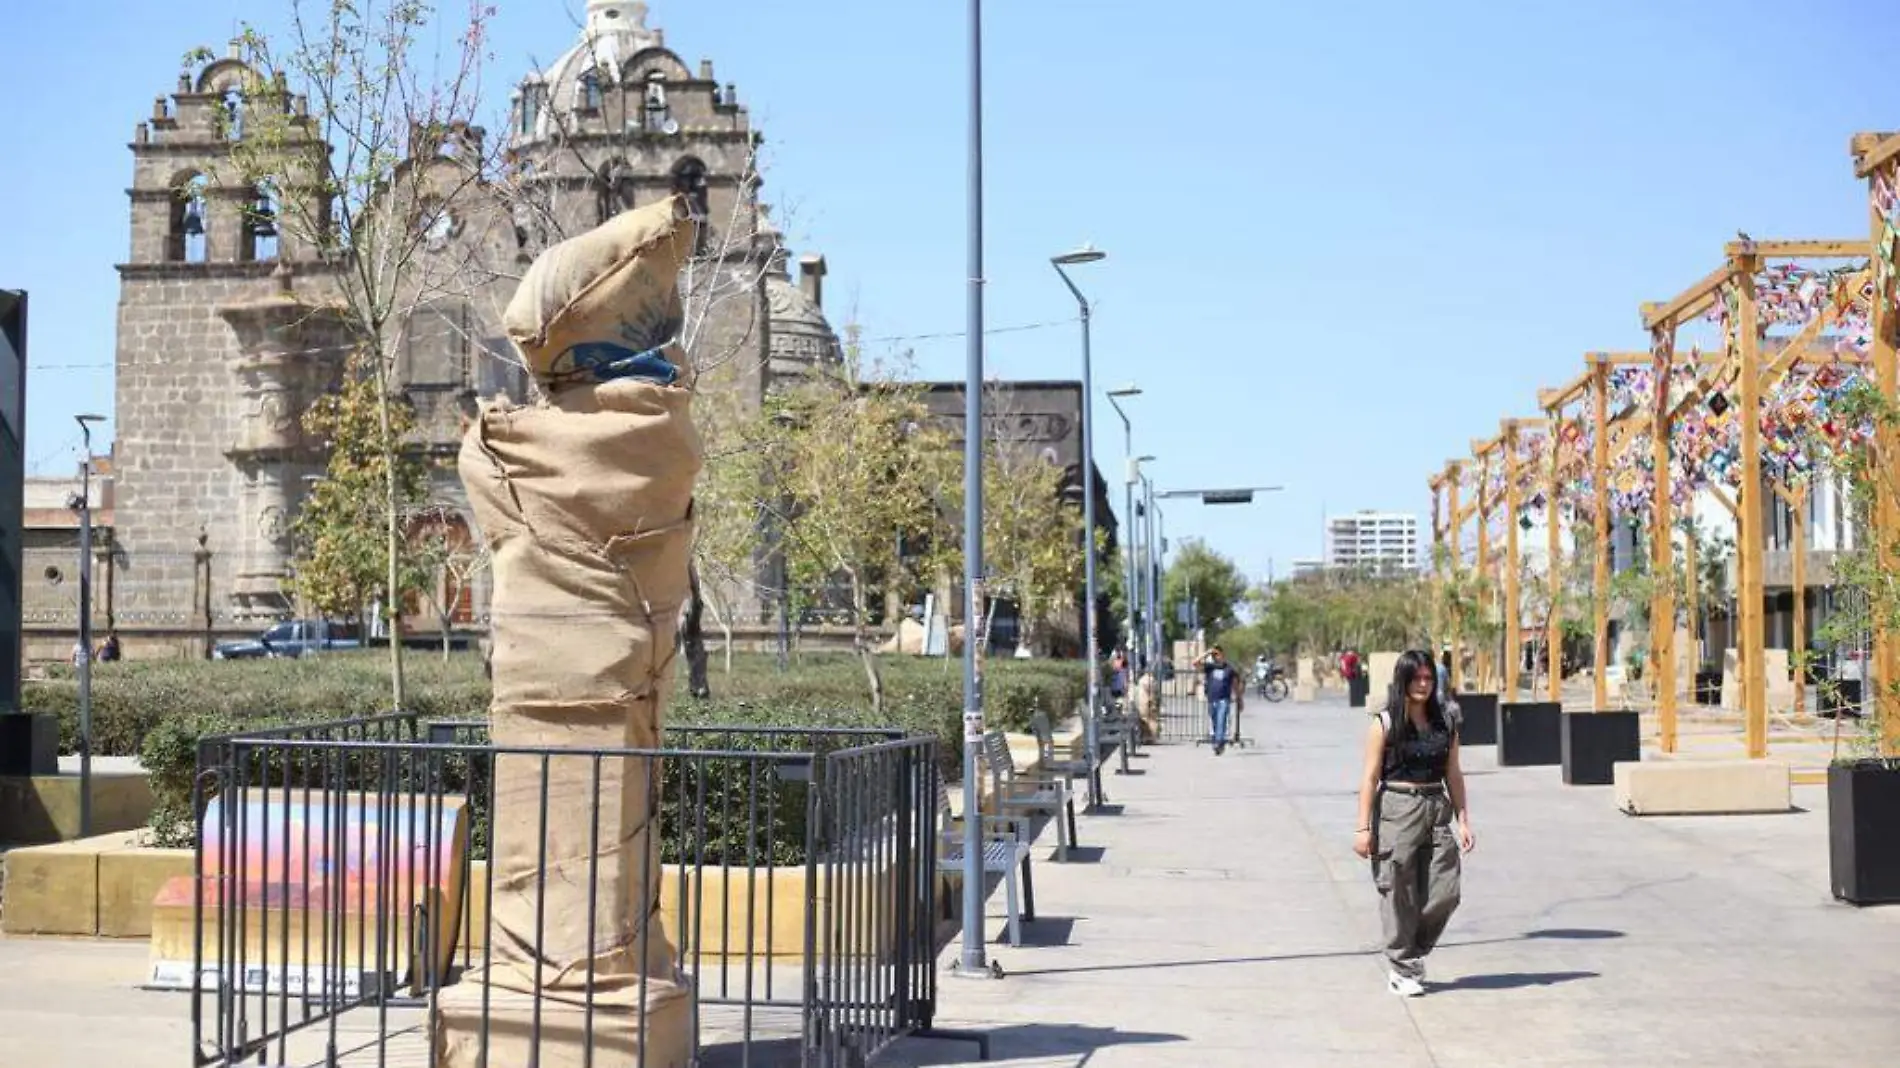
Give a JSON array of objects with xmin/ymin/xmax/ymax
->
[
  {"xmin": 1011, "ymin": 916, "xmax": 1080, "ymax": 948},
  {"xmin": 1428, "ymin": 969, "xmax": 1600, "ymax": 992},
  {"xmin": 1053, "ymin": 845, "xmax": 1106, "ymax": 864},
  {"xmin": 1009, "ymin": 928, "xmax": 1627, "ymax": 978},
  {"xmin": 892, "ymin": 1022, "xmax": 1188, "ymax": 1066}
]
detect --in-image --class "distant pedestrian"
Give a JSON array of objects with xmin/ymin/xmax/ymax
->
[
  {"xmin": 1190, "ymin": 645, "xmax": 1243, "ymax": 754},
  {"xmin": 71, "ymin": 641, "xmax": 88, "ymax": 668},
  {"xmin": 1353, "ymin": 648, "xmax": 1475, "ymax": 997},
  {"xmin": 1340, "ymin": 648, "xmax": 1361, "ymax": 684},
  {"xmin": 98, "ymin": 632, "xmax": 122, "ymax": 663}
]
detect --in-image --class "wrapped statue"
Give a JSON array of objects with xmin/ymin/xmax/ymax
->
[{"xmin": 435, "ymin": 195, "xmax": 700, "ymax": 1068}]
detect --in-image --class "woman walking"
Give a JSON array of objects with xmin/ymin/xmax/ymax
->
[{"xmin": 1353, "ymin": 648, "xmax": 1475, "ymax": 996}]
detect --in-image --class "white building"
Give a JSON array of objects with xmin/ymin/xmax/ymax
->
[{"xmin": 1324, "ymin": 511, "xmax": 1421, "ymax": 573}]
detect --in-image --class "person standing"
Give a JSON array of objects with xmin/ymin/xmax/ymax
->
[
  {"xmin": 1191, "ymin": 645, "xmax": 1243, "ymax": 755},
  {"xmin": 1352, "ymin": 648, "xmax": 1475, "ymax": 996}
]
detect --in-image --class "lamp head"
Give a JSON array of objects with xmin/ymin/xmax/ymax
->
[
  {"xmin": 1052, "ymin": 245, "xmax": 1107, "ymax": 266},
  {"xmin": 1107, "ymin": 384, "xmax": 1142, "ymax": 398}
]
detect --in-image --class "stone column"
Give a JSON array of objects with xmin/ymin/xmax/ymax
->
[{"xmin": 216, "ymin": 264, "xmax": 346, "ymax": 622}]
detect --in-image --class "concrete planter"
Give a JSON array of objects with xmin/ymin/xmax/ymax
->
[
  {"xmin": 1560, "ymin": 711, "xmax": 1640, "ymax": 786},
  {"xmin": 1829, "ymin": 760, "xmax": 1900, "ymax": 906},
  {"xmin": 1497, "ymin": 701, "xmax": 1563, "ymax": 767},
  {"xmin": 1455, "ymin": 694, "xmax": 1499, "ymax": 747}
]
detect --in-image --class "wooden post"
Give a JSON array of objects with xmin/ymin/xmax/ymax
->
[
  {"xmin": 1736, "ymin": 253, "xmax": 1768, "ymax": 760},
  {"xmin": 1448, "ymin": 464, "xmax": 1464, "ymax": 692},
  {"xmin": 1430, "ymin": 479, "xmax": 1445, "ymax": 646},
  {"xmin": 1866, "ymin": 146, "xmax": 1900, "ymax": 757},
  {"xmin": 1780, "ymin": 481, "xmax": 1809, "ymax": 720},
  {"xmin": 1591, "ymin": 356, "xmax": 1611, "ymax": 711},
  {"xmin": 1476, "ymin": 454, "xmax": 1494, "ymax": 690},
  {"xmin": 1504, "ymin": 421, "xmax": 1523, "ymax": 699},
  {"xmin": 1650, "ymin": 326, "xmax": 1679, "ymax": 752},
  {"xmin": 1546, "ymin": 419, "xmax": 1563, "ymax": 702}
]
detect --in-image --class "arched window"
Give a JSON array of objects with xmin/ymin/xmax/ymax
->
[
  {"xmin": 642, "ymin": 72, "xmax": 671, "ymax": 132},
  {"xmin": 516, "ymin": 80, "xmax": 545, "ymax": 136},
  {"xmin": 576, "ymin": 69, "xmax": 602, "ymax": 112},
  {"xmin": 221, "ymin": 88, "xmax": 243, "ymax": 140},
  {"xmin": 243, "ymin": 182, "xmax": 279, "ymax": 262},
  {"xmin": 594, "ymin": 160, "xmax": 637, "ymax": 224},
  {"xmin": 671, "ymin": 157, "xmax": 710, "ymax": 252},
  {"xmin": 169, "ymin": 174, "xmax": 210, "ymax": 263}
]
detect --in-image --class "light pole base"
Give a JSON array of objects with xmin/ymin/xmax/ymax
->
[{"xmin": 947, "ymin": 957, "xmax": 1006, "ymax": 980}]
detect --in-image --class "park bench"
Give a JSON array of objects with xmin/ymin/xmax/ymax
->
[
  {"xmin": 935, "ymin": 778, "xmax": 1035, "ymax": 946},
  {"xmin": 982, "ymin": 729, "xmax": 1077, "ymax": 861}
]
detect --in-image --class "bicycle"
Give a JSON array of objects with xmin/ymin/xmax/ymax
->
[{"xmin": 1255, "ymin": 667, "xmax": 1291, "ymax": 702}]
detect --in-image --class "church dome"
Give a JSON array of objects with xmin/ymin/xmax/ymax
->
[
  {"xmin": 513, "ymin": 1, "xmax": 683, "ymax": 146},
  {"xmin": 759, "ymin": 211, "xmax": 842, "ymax": 376}
]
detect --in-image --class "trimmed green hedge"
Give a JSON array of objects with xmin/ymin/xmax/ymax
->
[{"xmin": 23, "ymin": 651, "xmax": 1084, "ymax": 848}]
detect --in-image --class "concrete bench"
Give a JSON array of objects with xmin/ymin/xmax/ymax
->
[{"xmin": 1613, "ymin": 760, "xmax": 1793, "ymax": 815}]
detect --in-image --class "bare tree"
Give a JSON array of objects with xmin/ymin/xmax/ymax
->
[{"xmin": 201, "ymin": 0, "xmax": 504, "ymax": 707}]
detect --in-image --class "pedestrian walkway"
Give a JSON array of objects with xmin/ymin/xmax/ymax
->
[
  {"xmin": 2, "ymin": 695, "xmax": 1897, "ymax": 1066},
  {"xmin": 886, "ymin": 694, "xmax": 1900, "ymax": 1067}
]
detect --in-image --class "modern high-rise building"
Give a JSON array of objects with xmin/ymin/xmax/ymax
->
[{"xmin": 1323, "ymin": 511, "xmax": 1420, "ymax": 572}]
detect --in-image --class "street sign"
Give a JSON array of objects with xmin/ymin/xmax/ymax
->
[{"xmin": 1201, "ymin": 490, "xmax": 1254, "ymax": 505}]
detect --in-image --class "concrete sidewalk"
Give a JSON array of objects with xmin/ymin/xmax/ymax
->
[
  {"xmin": 2, "ymin": 695, "xmax": 1896, "ymax": 1066},
  {"xmin": 885, "ymin": 694, "xmax": 1900, "ymax": 1067}
]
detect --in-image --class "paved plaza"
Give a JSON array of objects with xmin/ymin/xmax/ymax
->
[{"xmin": 2, "ymin": 694, "xmax": 1897, "ymax": 1066}]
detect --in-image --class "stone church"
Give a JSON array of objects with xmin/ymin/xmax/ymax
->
[{"xmin": 109, "ymin": 0, "xmax": 840, "ymax": 640}]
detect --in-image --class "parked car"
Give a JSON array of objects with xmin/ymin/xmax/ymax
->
[{"xmin": 213, "ymin": 619, "xmax": 362, "ymax": 660}]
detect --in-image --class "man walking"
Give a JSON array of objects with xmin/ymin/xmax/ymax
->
[{"xmin": 1192, "ymin": 645, "xmax": 1244, "ymax": 755}]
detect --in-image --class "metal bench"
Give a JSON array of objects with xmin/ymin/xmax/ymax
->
[
  {"xmin": 982, "ymin": 729, "xmax": 1077, "ymax": 861},
  {"xmin": 935, "ymin": 778, "xmax": 1035, "ymax": 946}
]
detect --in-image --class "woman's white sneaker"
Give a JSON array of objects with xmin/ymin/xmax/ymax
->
[{"xmin": 1387, "ymin": 971, "xmax": 1425, "ymax": 997}]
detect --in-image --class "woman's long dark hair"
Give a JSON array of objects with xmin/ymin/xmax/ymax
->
[{"xmin": 1384, "ymin": 648, "xmax": 1448, "ymax": 739}]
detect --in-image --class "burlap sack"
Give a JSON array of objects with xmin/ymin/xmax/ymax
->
[
  {"xmin": 459, "ymin": 380, "xmax": 700, "ymax": 994},
  {"xmin": 504, "ymin": 195, "xmax": 694, "ymax": 389},
  {"xmin": 437, "ymin": 197, "xmax": 700, "ymax": 1068}
]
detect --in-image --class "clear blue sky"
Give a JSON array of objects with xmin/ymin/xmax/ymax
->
[{"xmin": 3, "ymin": 0, "xmax": 1898, "ymax": 588}]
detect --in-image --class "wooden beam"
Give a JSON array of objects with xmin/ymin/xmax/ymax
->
[
  {"xmin": 1723, "ymin": 239, "xmax": 1869, "ymax": 259},
  {"xmin": 1643, "ymin": 261, "xmax": 1737, "ymax": 330},
  {"xmin": 1651, "ymin": 326, "xmax": 1679, "ymax": 751},
  {"xmin": 1852, "ymin": 131, "xmax": 1900, "ymax": 178},
  {"xmin": 1539, "ymin": 368, "xmax": 1592, "ymax": 410}
]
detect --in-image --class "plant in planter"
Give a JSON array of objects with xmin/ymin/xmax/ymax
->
[{"xmin": 1811, "ymin": 379, "xmax": 1900, "ymax": 906}]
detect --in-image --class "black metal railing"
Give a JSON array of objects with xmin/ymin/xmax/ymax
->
[{"xmin": 179, "ymin": 713, "xmax": 943, "ymax": 1067}]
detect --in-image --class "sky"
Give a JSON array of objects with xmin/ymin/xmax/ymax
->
[{"xmin": 3, "ymin": 0, "xmax": 1899, "ymax": 589}]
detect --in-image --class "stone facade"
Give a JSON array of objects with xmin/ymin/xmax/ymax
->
[{"xmin": 110, "ymin": 3, "xmax": 839, "ymax": 635}]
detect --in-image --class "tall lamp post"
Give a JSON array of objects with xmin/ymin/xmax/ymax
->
[
  {"xmin": 1106, "ymin": 386, "xmax": 1142, "ymax": 666},
  {"xmin": 956, "ymin": 0, "xmax": 992, "ymax": 979},
  {"xmin": 1051, "ymin": 244, "xmax": 1107, "ymax": 812},
  {"xmin": 73, "ymin": 413, "xmax": 106, "ymax": 838}
]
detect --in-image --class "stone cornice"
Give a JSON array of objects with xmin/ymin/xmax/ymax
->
[{"xmin": 116, "ymin": 259, "xmax": 340, "ymax": 281}]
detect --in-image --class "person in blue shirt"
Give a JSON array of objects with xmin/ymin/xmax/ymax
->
[{"xmin": 1191, "ymin": 645, "xmax": 1244, "ymax": 755}]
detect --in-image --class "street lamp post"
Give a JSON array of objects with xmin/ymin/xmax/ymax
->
[
  {"xmin": 956, "ymin": 0, "xmax": 991, "ymax": 979},
  {"xmin": 73, "ymin": 413, "xmax": 106, "ymax": 839},
  {"xmin": 1051, "ymin": 245, "xmax": 1107, "ymax": 812},
  {"xmin": 1106, "ymin": 386, "xmax": 1142, "ymax": 667}
]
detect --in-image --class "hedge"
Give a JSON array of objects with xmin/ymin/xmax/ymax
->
[{"xmin": 22, "ymin": 651, "xmax": 1085, "ymax": 848}]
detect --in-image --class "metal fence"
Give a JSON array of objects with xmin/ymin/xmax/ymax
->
[
  {"xmin": 178, "ymin": 713, "xmax": 951, "ymax": 1067},
  {"xmin": 1154, "ymin": 686, "xmax": 1250, "ymax": 747}
]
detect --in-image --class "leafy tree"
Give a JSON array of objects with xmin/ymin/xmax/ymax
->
[
  {"xmin": 1161, "ymin": 540, "xmax": 1250, "ymax": 643},
  {"xmin": 976, "ymin": 408, "xmax": 1091, "ymax": 656},
  {"xmin": 691, "ymin": 389, "xmax": 774, "ymax": 677},
  {"xmin": 290, "ymin": 354, "xmax": 431, "ymax": 632},
  {"xmin": 764, "ymin": 357, "xmax": 957, "ymax": 713}
]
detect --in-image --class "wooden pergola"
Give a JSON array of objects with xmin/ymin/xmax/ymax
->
[{"xmin": 1640, "ymin": 241, "xmax": 1869, "ymax": 756}]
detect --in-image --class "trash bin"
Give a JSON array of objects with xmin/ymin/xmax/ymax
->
[
  {"xmin": 1694, "ymin": 669, "xmax": 1722, "ymax": 706},
  {"xmin": 1348, "ymin": 672, "xmax": 1369, "ymax": 708}
]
